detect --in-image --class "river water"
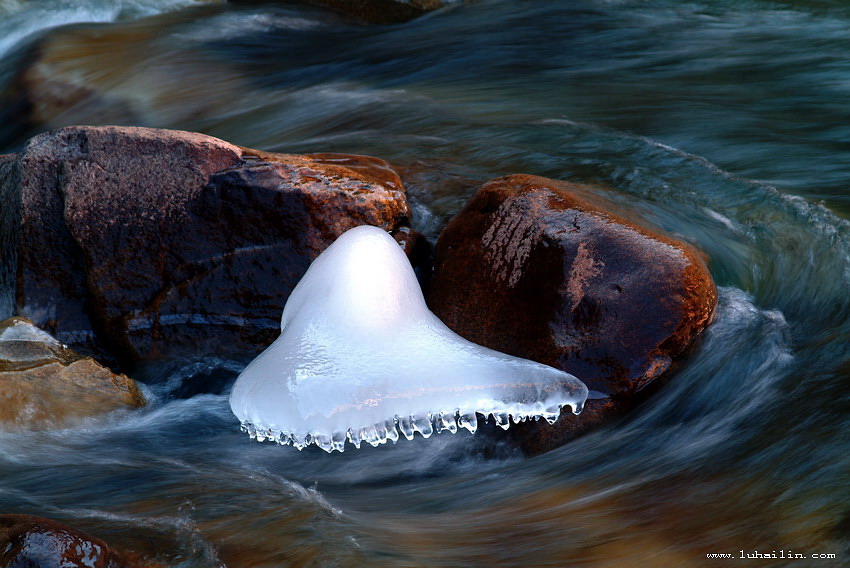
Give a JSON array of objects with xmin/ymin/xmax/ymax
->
[{"xmin": 1, "ymin": 0, "xmax": 849, "ymax": 566}]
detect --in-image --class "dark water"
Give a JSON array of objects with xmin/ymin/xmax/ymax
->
[{"xmin": 2, "ymin": 0, "xmax": 849, "ymax": 566}]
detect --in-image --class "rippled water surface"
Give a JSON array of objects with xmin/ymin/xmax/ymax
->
[{"xmin": 1, "ymin": 0, "xmax": 849, "ymax": 566}]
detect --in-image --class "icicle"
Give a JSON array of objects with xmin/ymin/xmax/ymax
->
[{"xmin": 229, "ymin": 225, "xmax": 588, "ymax": 452}]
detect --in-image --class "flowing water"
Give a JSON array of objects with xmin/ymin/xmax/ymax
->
[{"xmin": 1, "ymin": 0, "xmax": 849, "ymax": 566}]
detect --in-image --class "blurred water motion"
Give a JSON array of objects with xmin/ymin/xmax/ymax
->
[{"xmin": 1, "ymin": 0, "xmax": 849, "ymax": 566}]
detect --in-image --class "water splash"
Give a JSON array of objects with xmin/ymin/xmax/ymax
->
[{"xmin": 229, "ymin": 225, "xmax": 587, "ymax": 453}]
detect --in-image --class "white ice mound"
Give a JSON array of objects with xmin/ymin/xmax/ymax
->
[{"xmin": 229, "ymin": 225, "xmax": 588, "ymax": 452}]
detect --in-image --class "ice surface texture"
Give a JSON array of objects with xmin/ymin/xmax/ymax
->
[{"xmin": 229, "ymin": 225, "xmax": 588, "ymax": 452}]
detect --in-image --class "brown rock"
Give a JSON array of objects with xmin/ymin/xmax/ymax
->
[
  {"xmin": 0, "ymin": 317, "xmax": 145, "ymax": 431},
  {"xmin": 429, "ymin": 174, "xmax": 717, "ymax": 453},
  {"xmin": 0, "ymin": 514, "xmax": 147, "ymax": 568},
  {"xmin": 3, "ymin": 126, "xmax": 412, "ymax": 363}
]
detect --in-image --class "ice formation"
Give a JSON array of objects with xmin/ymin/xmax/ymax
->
[{"xmin": 229, "ymin": 225, "xmax": 588, "ymax": 452}]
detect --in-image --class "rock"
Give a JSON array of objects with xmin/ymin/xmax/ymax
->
[
  {"xmin": 428, "ymin": 174, "xmax": 717, "ymax": 453},
  {"xmin": 3, "ymin": 125, "xmax": 412, "ymax": 363},
  {"xmin": 0, "ymin": 317, "xmax": 145, "ymax": 431},
  {"xmin": 0, "ymin": 514, "xmax": 146, "ymax": 568}
]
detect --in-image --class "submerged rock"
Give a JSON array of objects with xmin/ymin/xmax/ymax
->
[
  {"xmin": 0, "ymin": 514, "xmax": 146, "ymax": 568},
  {"xmin": 429, "ymin": 174, "xmax": 717, "ymax": 453},
  {"xmin": 0, "ymin": 1, "xmax": 448, "ymax": 147},
  {"xmin": 0, "ymin": 317, "xmax": 145, "ymax": 431},
  {"xmin": 0, "ymin": 17, "xmax": 248, "ymax": 148},
  {"xmin": 2, "ymin": 126, "xmax": 412, "ymax": 363}
]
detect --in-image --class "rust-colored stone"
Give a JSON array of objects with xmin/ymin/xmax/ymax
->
[
  {"xmin": 4, "ymin": 126, "xmax": 412, "ymax": 363},
  {"xmin": 0, "ymin": 514, "xmax": 148, "ymax": 568},
  {"xmin": 429, "ymin": 174, "xmax": 717, "ymax": 453}
]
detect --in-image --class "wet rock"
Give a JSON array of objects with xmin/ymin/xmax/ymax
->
[
  {"xmin": 429, "ymin": 174, "xmax": 717, "ymax": 453},
  {"xmin": 0, "ymin": 514, "xmax": 146, "ymax": 568},
  {"xmin": 0, "ymin": 317, "xmax": 145, "ymax": 431},
  {"xmin": 3, "ymin": 126, "xmax": 412, "ymax": 363}
]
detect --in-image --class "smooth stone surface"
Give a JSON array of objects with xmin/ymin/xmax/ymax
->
[
  {"xmin": 0, "ymin": 317, "xmax": 145, "ymax": 431},
  {"xmin": 429, "ymin": 174, "xmax": 718, "ymax": 453}
]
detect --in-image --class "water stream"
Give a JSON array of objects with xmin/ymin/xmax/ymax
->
[{"xmin": 1, "ymin": 1, "xmax": 848, "ymax": 566}]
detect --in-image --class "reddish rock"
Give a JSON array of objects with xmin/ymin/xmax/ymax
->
[
  {"xmin": 429, "ymin": 174, "xmax": 717, "ymax": 453},
  {"xmin": 0, "ymin": 514, "xmax": 147, "ymax": 568},
  {"xmin": 3, "ymin": 126, "xmax": 412, "ymax": 363}
]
